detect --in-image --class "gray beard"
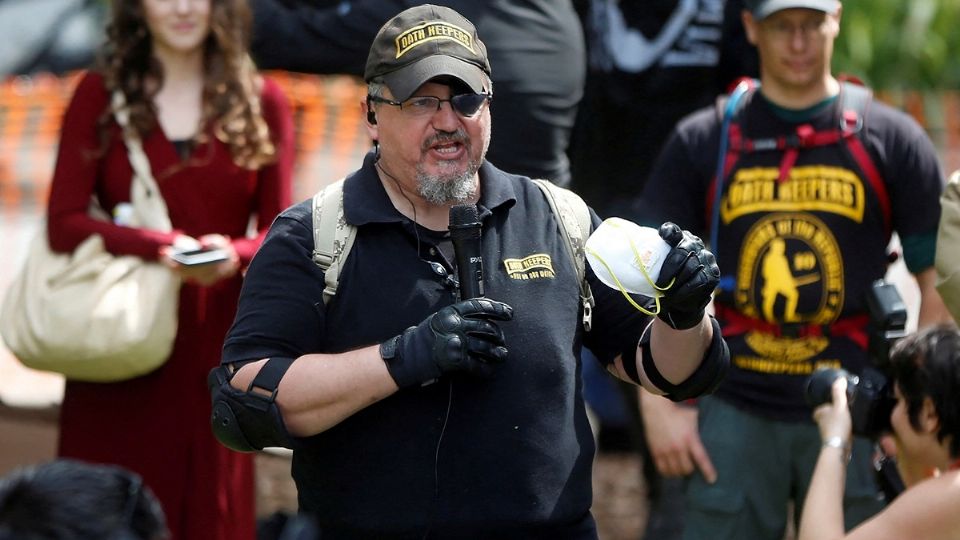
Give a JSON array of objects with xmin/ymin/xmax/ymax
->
[
  {"xmin": 415, "ymin": 127, "xmax": 489, "ymax": 205},
  {"xmin": 415, "ymin": 158, "xmax": 481, "ymax": 205}
]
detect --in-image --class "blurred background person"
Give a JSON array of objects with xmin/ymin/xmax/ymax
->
[
  {"xmin": 935, "ymin": 170, "xmax": 960, "ymax": 325},
  {"xmin": 0, "ymin": 458, "xmax": 168, "ymax": 540},
  {"xmin": 569, "ymin": 0, "xmax": 757, "ymax": 222},
  {"xmin": 47, "ymin": 0, "xmax": 294, "ymax": 538},
  {"xmin": 799, "ymin": 324, "xmax": 960, "ymax": 540}
]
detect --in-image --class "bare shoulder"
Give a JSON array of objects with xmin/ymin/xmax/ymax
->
[{"xmin": 848, "ymin": 472, "xmax": 960, "ymax": 540}]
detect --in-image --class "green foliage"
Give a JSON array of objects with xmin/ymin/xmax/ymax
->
[{"xmin": 833, "ymin": 0, "xmax": 960, "ymax": 90}]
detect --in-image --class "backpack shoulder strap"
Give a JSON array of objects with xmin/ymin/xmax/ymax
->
[
  {"xmin": 311, "ymin": 177, "xmax": 355, "ymax": 305},
  {"xmin": 838, "ymin": 80, "xmax": 872, "ymax": 125},
  {"xmin": 532, "ymin": 179, "xmax": 596, "ymax": 331},
  {"xmin": 708, "ymin": 78, "xmax": 758, "ymax": 268},
  {"xmin": 837, "ymin": 81, "xmax": 891, "ymax": 238}
]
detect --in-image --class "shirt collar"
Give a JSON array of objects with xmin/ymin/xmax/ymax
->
[{"xmin": 343, "ymin": 151, "xmax": 517, "ymax": 226}]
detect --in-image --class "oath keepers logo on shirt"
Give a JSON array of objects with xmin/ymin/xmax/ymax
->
[
  {"xmin": 732, "ymin": 213, "xmax": 844, "ymax": 371},
  {"xmin": 395, "ymin": 22, "xmax": 476, "ymax": 58},
  {"xmin": 503, "ymin": 253, "xmax": 556, "ymax": 281}
]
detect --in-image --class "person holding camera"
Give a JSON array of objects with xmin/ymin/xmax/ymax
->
[{"xmin": 799, "ymin": 325, "xmax": 960, "ymax": 540}]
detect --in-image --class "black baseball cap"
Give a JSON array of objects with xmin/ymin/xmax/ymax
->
[
  {"xmin": 363, "ymin": 4, "xmax": 491, "ymax": 102},
  {"xmin": 745, "ymin": 0, "xmax": 840, "ymax": 19}
]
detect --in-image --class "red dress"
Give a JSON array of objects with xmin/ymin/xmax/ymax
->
[{"xmin": 48, "ymin": 72, "xmax": 294, "ymax": 540}]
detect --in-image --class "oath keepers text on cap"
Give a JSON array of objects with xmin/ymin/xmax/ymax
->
[{"xmin": 395, "ymin": 21, "xmax": 476, "ymax": 58}]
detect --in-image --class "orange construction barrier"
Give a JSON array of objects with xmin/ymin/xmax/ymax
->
[
  {"xmin": 0, "ymin": 70, "xmax": 371, "ymax": 214},
  {"xmin": 0, "ymin": 71, "xmax": 958, "ymax": 216}
]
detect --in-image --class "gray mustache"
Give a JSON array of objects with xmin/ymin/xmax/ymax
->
[{"xmin": 423, "ymin": 130, "xmax": 468, "ymax": 150}]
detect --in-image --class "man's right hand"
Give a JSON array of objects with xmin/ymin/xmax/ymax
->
[
  {"xmin": 640, "ymin": 388, "xmax": 717, "ymax": 483},
  {"xmin": 380, "ymin": 298, "xmax": 514, "ymax": 388}
]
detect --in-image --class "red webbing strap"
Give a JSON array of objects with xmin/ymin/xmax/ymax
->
[
  {"xmin": 837, "ymin": 83, "xmax": 892, "ymax": 238},
  {"xmin": 714, "ymin": 303, "xmax": 870, "ymax": 350},
  {"xmin": 723, "ymin": 124, "xmax": 743, "ymax": 182},
  {"xmin": 845, "ymin": 132, "xmax": 891, "ymax": 238}
]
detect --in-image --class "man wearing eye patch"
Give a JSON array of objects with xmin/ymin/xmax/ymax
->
[{"xmin": 213, "ymin": 5, "xmax": 730, "ymax": 538}]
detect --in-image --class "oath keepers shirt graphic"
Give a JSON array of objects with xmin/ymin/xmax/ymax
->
[
  {"xmin": 727, "ymin": 176, "xmax": 849, "ymax": 370},
  {"xmin": 712, "ymin": 99, "xmax": 894, "ymax": 416}
]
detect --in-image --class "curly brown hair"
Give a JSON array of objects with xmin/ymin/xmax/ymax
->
[{"xmin": 97, "ymin": 0, "xmax": 276, "ymax": 169}]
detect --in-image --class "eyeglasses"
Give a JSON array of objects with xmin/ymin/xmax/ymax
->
[
  {"xmin": 368, "ymin": 93, "xmax": 492, "ymax": 118},
  {"xmin": 762, "ymin": 16, "xmax": 834, "ymax": 41}
]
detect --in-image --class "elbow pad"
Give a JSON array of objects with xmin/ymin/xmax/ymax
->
[
  {"xmin": 208, "ymin": 357, "xmax": 296, "ymax": 452},
  {"xmin": 640, "ymin": 316, "xmax": 729, "ymax": 402}
]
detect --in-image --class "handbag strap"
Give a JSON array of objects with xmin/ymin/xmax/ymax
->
[{"xmin": 111, "ymin": 91, "xmax": 173, "ymax": 232}]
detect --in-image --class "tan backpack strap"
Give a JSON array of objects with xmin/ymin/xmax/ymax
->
[
  {"xmin": 532, "ymin": 179, "xmax": 595, "ymax": 331},
  {"xmin": 111, "ymin": 90, "xmax": 172, "ymax": 232},
  {"xmin": 311, "ymin": 178, "xmax": 355, "ymax": 305}
]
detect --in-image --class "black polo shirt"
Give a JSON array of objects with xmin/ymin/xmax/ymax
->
[{"xmin": 223, "ymin": 152, "xmax": 649, "ymax": 538}]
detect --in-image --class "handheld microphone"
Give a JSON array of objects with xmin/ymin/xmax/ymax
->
[{"xmin": 449, "ymin": 204, "xmax": 484, "ymax": 300}]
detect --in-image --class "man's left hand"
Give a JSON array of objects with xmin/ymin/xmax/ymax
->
[{"xmin": 655, "ymin": 222, "xmax": 720, "ymax": 329}]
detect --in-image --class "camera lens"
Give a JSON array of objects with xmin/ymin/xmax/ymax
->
[
  {"xmin": 806, "ymin": 366, "xmax": 893, "ymax": 438},
  {"xmin": 805, "ymin": 367, "xmax": 856, "ymax": 409}
]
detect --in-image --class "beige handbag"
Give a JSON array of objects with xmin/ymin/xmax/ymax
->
[{"xmin": 0, "ymin": 91, "xmax": 181, "ymax": 382}]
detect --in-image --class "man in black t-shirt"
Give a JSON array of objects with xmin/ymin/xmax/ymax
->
[
  {"xmin": 248, "ymin": 0, "xmax": 585, "ymax": 187},
  {"xmin": 639, "ymin": 1, "xmax": 952, "ymax": 539}
]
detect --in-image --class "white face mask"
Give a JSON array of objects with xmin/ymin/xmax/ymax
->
[{"xmin": 585, "ymin": 218, "xmax": 672, "ymax": 315}]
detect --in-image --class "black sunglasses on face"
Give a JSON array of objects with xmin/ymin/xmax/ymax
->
[{"xmin": 368, "ymin": 93, "xmax": 492, "ymax": 118}]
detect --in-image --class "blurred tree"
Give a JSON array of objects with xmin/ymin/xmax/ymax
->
[{"xmin": 834, "ymin": 0, "xmax": 960, "ymax": 90}]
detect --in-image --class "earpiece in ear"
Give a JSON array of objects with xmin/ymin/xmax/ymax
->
[{"xmin": 367, "ymin": 110, "xmax": 377, "ymax": 125}]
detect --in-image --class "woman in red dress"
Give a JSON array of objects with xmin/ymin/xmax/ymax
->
[{"xmin": 47, "ymin": 0, "xmax": 294, "ymax": 538}]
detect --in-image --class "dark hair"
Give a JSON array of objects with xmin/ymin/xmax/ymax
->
[
  {"xmin": 97, "ymin": 0, "xmax": 275, "ymax": 169},
  {"xmin": 0, "ymin": 459, "xmax": 167, "ymax": 540},
  {"xmin": 888, "ymin": 324, "xmax": 960, "ymax": 458}
]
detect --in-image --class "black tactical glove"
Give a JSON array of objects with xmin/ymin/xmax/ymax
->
[
  {"xmin": 379, "ymin": 298, "xmax": 514, "ymax": 388},
  {"xmin": 655, "ymin": 222, "xmax": 720, "ymax": 330}
]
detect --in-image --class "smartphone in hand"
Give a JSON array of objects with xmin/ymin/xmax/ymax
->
[{"xmin": 170, "ymin": 247, "xmax": 229, "ymax": 266}]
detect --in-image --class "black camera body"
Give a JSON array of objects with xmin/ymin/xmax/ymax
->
[
  {"xmin": 806, "ymin": 366, "xmax": 893, "ymax": 439},
  {"xmin": 805, "ymin": 280, "xmax": 906, "ymax": 439},
  {"xmin": 865, "ymin": 280, "xmax": 908, "ymax": 371}
]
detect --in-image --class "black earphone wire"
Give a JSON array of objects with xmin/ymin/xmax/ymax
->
[
  {"xmin": 375, "ymin": 154, "xmax": 424, "ymax": 260},
  {"xmin": 375, "ymin": 150, "xmax": 454, "ymax": 540}
]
